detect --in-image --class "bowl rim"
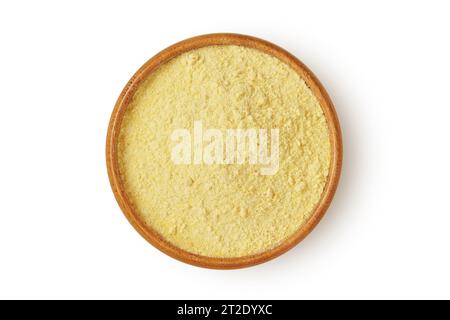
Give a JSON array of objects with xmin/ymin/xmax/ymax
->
[{"xmin": 106, "ymin": 33, "xmax": 343, "ymax": 269}]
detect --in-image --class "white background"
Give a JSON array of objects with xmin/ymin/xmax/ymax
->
[{"xmin": 1, "ymin": 0, "xmax": 449, "ymax": 300}]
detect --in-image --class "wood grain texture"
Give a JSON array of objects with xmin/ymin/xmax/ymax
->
[{"xmin": 106, "ymin": 33, "xmax": 343, "ymax": 269}]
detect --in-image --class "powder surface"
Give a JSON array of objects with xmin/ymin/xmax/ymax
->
[{"xmin": 118, "ymin": 45, "xmax": 331, "ymax": 258}]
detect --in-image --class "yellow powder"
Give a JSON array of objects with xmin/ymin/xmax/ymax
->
[{"xmin": 117, "ymin": 45, "xmax": 331, "ymax": 258}]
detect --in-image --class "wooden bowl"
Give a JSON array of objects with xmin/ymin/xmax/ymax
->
[{"xmin": 106, "ymin": 33, "xmax": 342, "ymax": 269}]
